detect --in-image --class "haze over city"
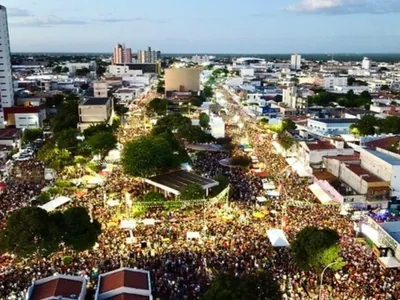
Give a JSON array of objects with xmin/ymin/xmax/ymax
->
[{"xmin": 5, "ymin": 0, "xmax": 400, "ymax": 53}]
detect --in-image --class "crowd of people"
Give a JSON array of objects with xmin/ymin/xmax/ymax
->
[{"xmin": 0, "ymin": 92, "xmax": 399, "ymax": 300}]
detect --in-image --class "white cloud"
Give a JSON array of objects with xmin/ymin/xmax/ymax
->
[{"xmin": 286, "ymin": 0, "xmax": 400, "ymax": 14}]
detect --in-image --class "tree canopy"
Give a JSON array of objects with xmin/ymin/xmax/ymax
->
[
  {"xmin": 180, "ymin": 184, "xmax": 204, "ymax": 200},
  {"xmin": 0, "ymin": 207, "xmax": 63, "ymax": 257},
  {"xmin": 350, "ymin": 115, "xmax": 400, "ymax": 136},
  {"xmin": 38, "ymin": 144, "xmax": 71, "ymax": 170},
  {"xmin": 54, "ymin": 128, "xmax": 79, "ymax": 150},
  {"xmin": 22, "ymin": 128, "xmax": 42, "ymax": 145},
  {"xmin": 291, "ymin": 226, "xmax": 345, "ymax": 273},
  {"xmin": 62, "ymin": 207, "xmax": 101, "ymax": 251},
  {"xmin": 122, "ymin": 135, "xmax": 179, "ymax": 177},
  {"xmin": 308, "ymin": 89, "xmax": 371, "ymax": 108},
  {"xmin": 147, "ymin": 98, "xmax": 169, "ymax": 116},
  {"xmin": 51, "ymin": 95, "xmax": 80, "ymax": 133},
  {"xmin": 87, "ymin": 131, "xmax": 117, "ymax": 159},
  {"xmin": 199, "ymin": 113, "xmax": 210, "ymax": 129},
  {"xmin": 83, "ymin": 123, "xmax": 114, "ymax": 138},
  {"xmin": 201, "ymin": 271, "xmax": 281, "ymax": 300}
]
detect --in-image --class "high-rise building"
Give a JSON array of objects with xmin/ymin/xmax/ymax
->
[
  {"xmin": 290, "ymin": 53, "xmax": 302, "ymax": 71},
  {"xmin": 362, "ymin": 57, "xmax": 371, "ymax": 70},
  {"xmin": 0, "ymin": 5, "xmax": 14, "ymax": 128},
  {"xmin": 123, "ymin": 47, "xmax": 132, "ymax": 64},
  {"xmin": 137, "ymin": 47, "xmax": 160, "ymax": 64},
  {"xmin": 112, "ymin": 44, "xmax": 124, "ymax": 65}
]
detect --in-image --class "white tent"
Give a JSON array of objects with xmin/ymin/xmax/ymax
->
[
  {"xmin": 262, "ymin": 179, "xmax": 275, "ymax": 190},
  {"xmin": 309, "ymin": 183, "xmax": 334, "ymax": 204},
  {"xmin": 267, "ymin": 229, "xmax": 290, "ymax": 247},
  {"xmin": 378, "ymin": 257, "xmax": 400, "ymax": 269},
  {"xmin": 256, "ymin": 196, "xmax": 267, "ymax": 203},
  {"xmin": 39, "ymin": 196, "xmax": 71, "ymax": 212},
  {"xmin": 266, "ymin": 190, "xmax": 280, "ymax": 197}
]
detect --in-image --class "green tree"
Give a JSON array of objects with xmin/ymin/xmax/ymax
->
[
  {"xmin": 22, "ymin": 128, "xmax": 42, "ymax": 145},
  {"xmin": 54, "ymin": 128, "xmax": 80, "ymax": 150},
  {"xmin": 203, "ymin": 85, "xmax": 214, "ymax": 99},
  {"xmin": 61, "ymin": 66, "xmax": 69, "ymax": 73},
  {"xmin": 83, "ymin": 123, "xmax": 114, "ymax": 138},
  {"xmin": 380, "ymin": 85, "xmax": 390, "ymax": 91},
  {"xmin": 62, "ymin": 207, "xmax": 101, "ymax": 252},
  {"xmin": 31, "ymin": 191, "xmax": 52, "ymax": 206},
  {"xmin": 274, "ymin": 95, "xmax": 283, "ymax": 102},
  {"xmin": 291, "ymin": 226, "xmax": 345, "ymax": 273},
  {"xmin": 190, "ymin": 96, "xmax": 205, "ymax": 107},
  {"xmin": 75, "ymin": 67, "xmax": 90, "ymax": 77},
  {"xmin": 122, "ymin": 135, "xmax": 178, "ymax": 177},
  {"xmin": 281, "ymin": 119, "xmax": 297, "ymax": 131},
  {"xmin": 180, "ymin": 184, "xmax": 204, "ymax": 200},
  {"xmin": 0, "ymin": 207, "xmax": 63, "ymax": 257},
  {"xmin": 114, "ymin": 103, "xmax": 129, "ymax": 116},
  {"xmin": 52, "ymin": 66, "xmax": 62, "ymax": 74},
  {"xmin": 38, "ymin": 144, "xmax": 71, "ymax": 170},
  {"xmin": 202, "ymin": 271, "xmax": 281, "ymax": 300},
  {"xmin": 211, "ymin": 175, "xmax": 229, "ymax": 196},
  {"xmin": 87, "ymin": 131, "xmax": 117, "ymax": 159},
  {"xmin": 142, "ymin": 191, "xmax": 166, "ymax": 202},
  {"xmin": 199, "ymin": 113, "xmax": 210, "ymax": 129},
  {"xmin": 51, "ymin": 95, "xmax": 79, "ymax": 133},
  {"xmin": 350, "ymin": 115, "xmax": 378, "ymax": 136},
  {"xmin": 277, "ymin": 132, "xmax": 295, "ymax": 151},
  {"xmin": 148, "ymin": 98, "xmax": 169, "ymax": 116}
]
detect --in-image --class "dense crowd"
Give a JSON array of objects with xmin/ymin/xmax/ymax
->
[{"xmin": 0, "ymin": 93, "xmax": 399, "ymax": 300}]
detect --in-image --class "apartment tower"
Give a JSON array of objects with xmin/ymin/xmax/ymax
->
[{"xmin": 0, "ymin": 6, "xmax": 14, "ymax": 127}]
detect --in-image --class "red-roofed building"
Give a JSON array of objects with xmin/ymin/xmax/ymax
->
[
  {"xmin": 95, "ymin": 268, "xmax": 152, "ymax": 300},
  {"xmin": 26, "ymin": 275, "xmax": 86, "ymax": 300},
  {"xmin": 3, "ymin": 106, "xmax": 46, "ymax": 129},
  {"xmin": 298, "ymin": 139, "xmax": 354, "ymax": 168},
  {"xmin": 0, "ymin": 128, "xmax": 21, "ymax": 148},
  {"xmin": 364, "ymin": 136, "xmax": 400, "ymax": 154}
]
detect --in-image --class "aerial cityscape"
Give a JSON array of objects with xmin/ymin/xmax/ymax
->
[{"xmin": 1, "ymin": 1, "xmax": 400, "ymax": 299}]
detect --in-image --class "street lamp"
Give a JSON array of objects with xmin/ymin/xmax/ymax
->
[{"xmin": 319, "ymin": 262, "xmax": 337, "ymax": 300}]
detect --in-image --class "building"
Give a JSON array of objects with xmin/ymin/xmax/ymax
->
[
  {"xmin": 95, "ymin": 268, "xmax": 152, "ymax": 300},
  {"xmin": 362, "ymin": 57, "xmax": 372, "ymax": 70},
  {"xmin": 360, "ymin": 148, "xmax": 400, "ymax": 200},
  {"xmin": 0, "ymin": 128, "xmax": 21, "ymax": 148},
  {"xmin": 3, "ymin": 106, "xmax": 46, "ymax": 129},
  {"xmin": 298, "ymin": 139, "xmax": 354, "ymax": 168},
  {"xmin": 78, "ymin": 97, "xmax": 112, "ymax": 131},
  {"xmin": 113, "ymin": 88, "xmax": 141, "ymax": 103},
  {"xmin": 164, "ymin": 68, "xmax": 201, "ymax": 99},
  {"xmin": 192, "ymin": 55, "xmax": 210, "ymax": 64},
  {"xmin": 0, "ymin": 5, "xmax": 14, "ymax": 128},
  {"xmin": 323, "ymin": 76, "xmax": 348, "ymax": 90},
  {"xmin": 93, "ymin": 80, "xmax": 108, "ymax": 98},
  {"xmin": 26, "ymin": 274, "xmax": 87, "ymax": 300},
  {"xmin": 290, "ymin": 54, "xmax": 301, "ymax": 71},
  {"xmin": 112, "ymin": 44, "xmax": 124, "ymax": 65},
  {"xmin": 123, "ymin": 48, "xmax": 132, "ymax": 64},
  {"xmin": 137, "ymin": 47, "xmax": 160, "ymax": 64},
  {"xmin": 67, "ymin": 61, "xmax": 96, "ymax": 75},
  {"xmin": 111, "ymin": 63, "xmax": 159, "ymax": 75},
  {"xmin": 307, "ymin": 118, "xmax": 358, "ymax": 135}
]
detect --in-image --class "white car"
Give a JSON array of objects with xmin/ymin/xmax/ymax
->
[{"xmin": 16, "ymin": 155, "xmax": 30, "ymax": 162}]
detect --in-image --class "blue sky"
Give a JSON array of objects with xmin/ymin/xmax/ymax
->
[{"xmin": 4, "ymin": 0, "xmax": 400, "ymax": 53}]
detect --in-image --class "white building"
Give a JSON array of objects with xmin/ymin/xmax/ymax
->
[
  {"xmin": 361, "ymin": 148, "xmax": 400, "ymax": 199},
  {"xmin": 93, "ymin": 80, "xmax": 108, "ymax": 98},
  {"xmin": 0, "ymin": 5, "xmax": 14, "ymax": 128},
  {"xmin": 107, "ymin": 65, "xmax": 143, "ymax": 77},
  {"xmin": 362, "ymin": 57, "xmax": 372, "ymax": 70},
  {"xmin": 332, "ymin": 85, "xmax": 369, "ymax": 95},
  {"xmin": 323, "ymin": 76, "xmax": 348, "ymax": 90},
  {"xmin": 210, "ymin": 116, "xmax": 225, "ymax": 139},
  {"xmin": 307, "ymin": 118, "xmax": 358, "ymax": 135},
  {"xmin": 192, "ymin": 55, "xmax": 210, "ymax": 64},
  {"xmin": 113, "ymin": 88, "xmax": 141, "ymax": 103},
  {"xmin": 290, "ymin": 54, "xmax": 301, "ymax": 71},
  {"xmin": 298, "ymin": 139, "xmax": 354, "ymax": 168},
  {"xmin": 240, "ymin": 68, "xmax": 255, "ymax": 77}
]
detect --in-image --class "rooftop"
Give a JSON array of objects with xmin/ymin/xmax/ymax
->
[
  {"xmin": 108, "ymin": 294, "xmax": 150, "ymax": 300},
  {"xmin": 310, "ymin": 118, "xmax": 358, "ymax": 124},
  {"xmin": 324, "ymin": 154, "xmax": 360, "ymax": 162},
  {"xmin": 99, "ymin": 269, "xmax": 149, "ymax": 293},
  {"xmin": 364, "ymin": 136, "xmax": 400, "ymax": 152},
  {"xmin": 363, "ymin": 149, "xmax": 400, "ymax": 166},
  {"xmin": 28, "ymin": 276, "xmax": 85, "ymax": 300},
  {"xmin": 346, "ymin": 165, "xmax": 385, "ymax": 182},
  {"xmin": 145, "ymin": 170, "xmax": 219, "ymax": 195},
  {"xmin": 0, "ymin": 128, "xmax": 20, "ymax": 140},
  {"xmin": 305, "ymin": 140, "xmax": 336, "ymax": 151},
  {"xmin": 83, "ymin": 97, "xmax": 109, "ymax": 105},
  {"xmin": 379, "ymin": 221, "xmax": 400, "ymax": 244},
  {"xmin": 313, "ymin": 170, "xmax": 337, "ymax": 182}
]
